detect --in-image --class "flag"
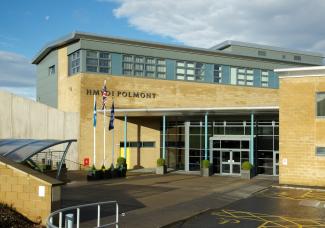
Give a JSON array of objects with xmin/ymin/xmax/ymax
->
[
  {"xmin": 109, "ymin": 101, "xmax": 115, "ymax": 130},
  {"xmin": 102, "ymin": 80, "xmax": 108, "ymax": 110},
  {"xmin": 93, "ymin": 98, "xmax": 97, "ymax": 127}
]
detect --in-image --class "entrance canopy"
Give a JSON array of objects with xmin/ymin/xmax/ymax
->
[
  {"xmin": 0, "ymin": 139, "xmax": 77, "ymax": 163},
  {"xmin": 98, "ymin": 106, "xmax": 279, "ymax": 117}
]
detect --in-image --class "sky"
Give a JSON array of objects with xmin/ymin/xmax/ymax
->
[{"xmin": 1, "ymin": 0, "xmax": 325, "ymax": 100}]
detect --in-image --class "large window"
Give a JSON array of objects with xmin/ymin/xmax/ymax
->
[
  {"xmin": 86, "ymin": 50, "xmax": 111, "ymax": 73},
  {"xmin": 317, "ymin": 93, "xmax": 325, "ymax": 117},
  {"xmin": 214, "ymin": 65, "xmax": 222, "ymax": 83},
  {"xmin": 261, "ymin": 70, "xmax": 269, "ymax": 87},
  {"xmin": 68, "ymin": 51, "xmax": 80, "ymax": 76},
  {"xmin": 122, "ymin": 55, "xmax": 166, "ymax": 78},
  {"xmin": 230, "ymin": 67, "xmax": 254, "ymax": 86},
  {"xmin": 176, "ymin": 61, "xmax": 205, "ymax": 81}
]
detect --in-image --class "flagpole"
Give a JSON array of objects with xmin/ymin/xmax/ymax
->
[
  {"xmin": 93, "ymin": 95, "xmax": 96, "ymax": 167},
  {"xmin": 112, "ymin": 99, "xmax": 115, "ymax": 168},
  {"xmin": 103, "ymin": 107, "xmax": 106, "ymax": 167}
]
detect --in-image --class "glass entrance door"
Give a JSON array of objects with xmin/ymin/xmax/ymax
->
[
  {"xmin": 273, "ymin": 151, "xmax": 279, "ymax": 176},
  {"xmin": 221, "ymin": 150, "xmax": 241, "ymax": 175}
]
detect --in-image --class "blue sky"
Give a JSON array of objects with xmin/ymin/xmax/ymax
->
[{"xmin": 1, "ymin": 0, "xmax": 325, "ymax": 100}]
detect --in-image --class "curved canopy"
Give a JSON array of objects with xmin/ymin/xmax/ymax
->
[{"xmin": 0, "ymin": 139, "xmax": 77, "ymax": 163}]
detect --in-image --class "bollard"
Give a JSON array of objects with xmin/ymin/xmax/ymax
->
[{"xmin": 65, "ymin": 213, "xmax": 74, "ymax": 228}]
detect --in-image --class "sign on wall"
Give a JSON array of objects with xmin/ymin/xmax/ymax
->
[{"xmin": 86, "ymin": 89, "xmax": 157, "ymax": 99}]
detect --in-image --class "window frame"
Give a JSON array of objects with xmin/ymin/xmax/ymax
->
[{"xmin": 316, "ymin": 92, "xmax": 325, "ymax": 118}]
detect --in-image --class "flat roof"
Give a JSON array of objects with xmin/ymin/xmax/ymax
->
[
  {"xmin": 31, "ymin": 31, "xmax": 323, "ymax": 65},
  {"xmin": 98, "ymin": 106, "xmax": 279, "ymax": 117},
  {"xmin": 211, "ymin": 40, "xmax": 323, "ymax": 57}
]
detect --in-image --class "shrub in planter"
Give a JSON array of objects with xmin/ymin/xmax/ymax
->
[
  {"xmin": 116, "ymin": 157, "xmax": 127, "ymax": 177},
  {"xmin": 241, "ymin": 161, "xmax": 254, "ymax": 179},
  {"xmin": 87, "ymin": 165, "xmax": 98, "ymax": 181},
  {"xmin": 200, "ymin": 160, "xmax": 211, "ymax": 177},
  {"xmin": 156, "ymin": 158, "xmax": 166, "ymax": 175}
]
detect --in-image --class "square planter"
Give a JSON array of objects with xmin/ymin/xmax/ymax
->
[
  {"xmin": 200, "ymin": 167, "xmax": 212, "ymax": 177},
  {"xmin": 156, "ymin": 165, "xmax": 167, "ymax": 175},
  {"xmin": 241, "ymin": 169, "xmax": 253, "ymax": 179}
]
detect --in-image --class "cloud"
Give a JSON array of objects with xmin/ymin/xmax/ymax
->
[
  {"xmin": 112, "ymin": 0, "xmax": 325, "ymax": 54},
  {"xmin": 0, "ymin": 51, "xmax": 36, "ymax": 99}
]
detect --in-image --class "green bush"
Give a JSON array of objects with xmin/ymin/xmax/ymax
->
[
  {"xmin": 101, "ymin": 164, "xmax": 106, "ymax": 171},
  {"xmin": 242, "ymin": 161, "xmax": 253, "ymax": 170},
  {"xmin": 116, "ymin": 157, "xmax": 126, "ymax": 168},
  {"xmin": 201, "ymin": 160, "xmax": 210, "ymax": 168},
  {"xmin": 156, "ymin": 158, "xmax": 165, "ymax": 167}
]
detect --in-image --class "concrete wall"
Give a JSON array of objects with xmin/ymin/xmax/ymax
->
[
  {"xmin": 0, "ymin": 157, "xmax": 62, "ymax": 225},
  {"xmin": 0, "ymin": 90, "xmax": 80, "ymax": 170},
  {"xmin": 280, "ymin": 76, "xmax": 325, "ymax": 186}
]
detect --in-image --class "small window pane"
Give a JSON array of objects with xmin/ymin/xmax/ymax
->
[
  {"xmin": 99, "ymin": 52, "xmax": 110, "ymax": 59},
  {"xmin": 99, "ymin": 67, "xmax": 109, "ymax": 73},
  {"xmin": 87, "ymin": 66, "xmax": 97, "ymax": 72},
  {"xmin": 317, "ymin": 93, "xmax": 325, "ymax": 117},
  {"xmin": 316, "ymin": 147, "xmax": 325, "ymax": 156},
  {"xmin": 99, "ymin": 59, "xmax": 109, "ymax": 67},
  {"xmin": 87, "ymin": 51, "xmax": 97, "ymax": 58}
]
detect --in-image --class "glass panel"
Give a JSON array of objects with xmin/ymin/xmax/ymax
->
[
  {"xmin": 222, "ymin": 151, "xmax": 230, "ymax": 162},
  {"xmin": 222, "ymin": 164, "xmax": 230, "ymax": 173},
  {"xmin": 233, "ymin": 151, "xmax": 240, "ymax": 163},
  {"xmin": 213, "ymin": 140, "xmax": 220, "ymax": 148},
  {"xmin": 99, "ymin": 52, "xmax": 110, "ymax": 59},
  {"xmin": 257, "ymin": 136, "xmax": 273, "ymax": 150},
  {"xmin": 86, "ymin": 66, "xmax": 97, "ymax": 72},
  {"xmin": 241, "ymin": 141, "xmax": 249, "ymax": 149},
  {"xmin": 233, "ymin": 164, "xmax": 241, "ymax": 174},
  {"xmin": 221, "ymin": 140, "xmax": 240, "ymax": 149},
  {"xmin": 86, "ymin": 58, "xmax": 98, "ymax": 65},
  {"xmin": 99, "ymin": 59, "xmax": 109, "ymax": 67},
  {"xmin": 275, "ymin": 153, "xmax": 279, "ymax": 163},
  {"xmin": 317, "ymin": 93, "xmax": 325, "ymax": 117},
  {"xmin": 87, "ymin": 51, "xmax": 97, "ymax": 58},
  {"xmin": 99, "ymin": 67, "xmax": 109, "ymax": 73}
]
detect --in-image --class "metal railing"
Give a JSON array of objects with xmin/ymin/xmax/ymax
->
[{"xmin": 47, "ymin": 201, "xmax": 119, "ymax": 228}]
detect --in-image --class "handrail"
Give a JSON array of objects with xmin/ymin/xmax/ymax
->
[{"xmin": 47, "ymin": 201, "xmax": 119, "ymax": 228}]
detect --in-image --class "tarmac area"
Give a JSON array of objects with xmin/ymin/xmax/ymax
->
[
  {"xmin": 166, "ymin": 187, "xmax": 325, "ymax": 228},
  {"xmin": 59, "ymin": 172, "xmax": 325, "ymax": 228}
]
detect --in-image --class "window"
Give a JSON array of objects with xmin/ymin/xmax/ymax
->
[
  {"xmin": 122, "ymin": 55, "xmax": 166, "ymax": 78},
  {"xmin": 258, "ymin": 50, "xmax": 266, "ymax": 56},
  {"xmin": 261, "ymin": 70, "xmax": 269, "ymax": 87},
  {"xmin": 294, "ymin": 55, "xmax": 302, "ymax": 61},
  {"xmin": 316, "ymin": 147, "xmax": 325, "ymax": 156},
  {"xmin": 213, "ymin": 65, "xmax": 222, "ymax": 83},
  {"xmin": 86, "ymin": 50, "xmax": 111, "ymax": 73},
  {"xmin": 176, "ymin": 61, "xmax": 205, "ymax": 81},
  {"xmin": 119, "ymin": 141, "xmax": 155, "ymax": 148},
  {"xmin": 68, "ymin": 50, "xmax": 80, "ymax": 76},
  {"xmin": 316, "ymin": 93, "xmax": 325, "ymax": 117},
  {"xmin": 48, "ymin": 65, "xmax": 55, "ymax": 76}
]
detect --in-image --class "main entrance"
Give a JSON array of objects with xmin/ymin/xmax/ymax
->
[{"xmin": 210, "ymin": 135, "xmax": 250, "ymax": 175}]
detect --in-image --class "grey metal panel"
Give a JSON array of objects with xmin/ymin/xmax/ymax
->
[
  {"xmin": 253, "ymin": 69, "xmax": 261, "ymax": 87},
  {"xmin": 204, "ymin": 64, "xmax": 214, "ymax": 83},
  {"xmin": 36, "ymin": 50, "xmax": 58, "ymax": 108},
  {"xmin": 273, "ymin": 72, "xmax": 279, "ymax": 88},
  {"xmin": 111, "ymin": 53, "xmax": 122, "ymax": 75},
  {"xmin": 166, "ymin": 59, "xmax": 176, "ymax": 80},
  {"xmin": 268, "ymin": 71, "xmax": 278, "ymax": 88},
  {"xmin": 79, "ymin": 39, "xmax": 311, "ymax": 70},
  {"xmin": 222, "ymin": 65, "xmax": 230, "ymax": 84},
  {"xmin": 67, "ymin": 42, "xmax": 81, "ymax": 55},
  {"xmin": 80, "ymin": 49, "xmax": 87, "ymax": 73}
]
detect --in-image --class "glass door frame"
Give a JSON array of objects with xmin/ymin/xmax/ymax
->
[
  {"xmin": 220, "ymin": 149, "xmax": 242, "ymax": 175},
  {"xmin": 273, "ymin": 150, "xmax": 279, "ymax": 176}
]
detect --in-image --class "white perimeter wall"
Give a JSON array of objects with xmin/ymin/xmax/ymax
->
[{"xmin": 0, "ymin": 90, "xmax": 80, "ymax": 170}]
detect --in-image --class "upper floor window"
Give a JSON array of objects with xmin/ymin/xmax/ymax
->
[
  {"xmin": 316, "ymin": 147, "xmax": 325, "ymax": 156},
  {"xmin": 176, "ymin": 61, "xmax": 205, "ymax": 81},
  {"xmin": 230, "ymin": 67, "xmax": 253, "ymax": 86},
  {"xmin": 122, "ymin": 55, "xmax": 166, "ymax": 79},
  {"xmin": 86, "ymin": 50, "xmax": 111, "ymax": 73},
  {"xmin": 48, "ymin": 65, "xmax": 55, "ymax": 76},
  {"xmin": 294, "ymin": 55, "xmax": 302, "ymax": 61},
  {"xmin": 261, "ymin": 70, "xmax": 269, "ymax": 87},
  {"xmin": 213, "ymin": 65, "xmax": 222, "ymax": 83},
  {"xmin": 68, "ymin": 51, "xmax": 80, "ymax": 76},
  {"xmin": 258, "ymin": 50, "xmax": 266, "ymax": 57},
  {"xmin": 316, "ymin": 92, "xmax": 325, "ymax": 117}
]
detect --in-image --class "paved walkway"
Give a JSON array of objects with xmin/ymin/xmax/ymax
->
[{"xmin": 61, "ymin": 172, "xmax": 275, "ymax": 227}]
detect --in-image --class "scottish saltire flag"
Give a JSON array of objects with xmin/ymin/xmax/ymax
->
[
  {"xmin": 109, "ymin": 101, "xmax": 115, "ymax": 130},
  {"xmin": 102, "ymin": 80, "xmax": 108, "ymax": 110},
  {"xmin": 93, "ymin": 99, "xmax": 97, "ymax": 127}
]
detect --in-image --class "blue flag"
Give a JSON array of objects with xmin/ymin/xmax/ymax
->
[
  {"xmin": 109, "ymin": 101, "xmax": 114, "ymax": 130},
  {"xmin": 93, "ymin": 100, "xmax": 97, "ymax": 127}
]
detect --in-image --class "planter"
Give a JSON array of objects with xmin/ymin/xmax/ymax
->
[
  {"xmin": 87, "ymin": 170, "xmax": 104, "ymax": 181},
  {"xmin": 156, "ymin": 165, "xmax": 167, "ymax": 175},
  {"xmin": 200, "ymin": 167, "xmax": 211, "ymax": 177},
  {"xmin": 241, "ymin": 169, "xmax": 253, "ymax": 179}
]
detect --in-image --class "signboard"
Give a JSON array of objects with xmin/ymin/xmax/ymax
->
[{"xmin": 84, "ymin": 157, "xmax": 90, "ymax": 167}]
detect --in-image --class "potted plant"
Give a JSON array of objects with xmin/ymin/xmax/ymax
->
[
  {"xmin": 156, "ymin": 158, "xmax": 167, "ymax": 175},
  {"xmin": 241, "ymin": 161, "xmax": 254, "ymax": 179},
  {"xmin": 116, "ymin": 157, "xmax": 127, "ymax": 177},
  {"xmin": 200, "ymin": 160, "xmax": 211, "ymax": 177}
]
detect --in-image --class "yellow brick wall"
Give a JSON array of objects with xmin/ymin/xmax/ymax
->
[
  {"xmin": 0, "ymin": 161, "xmax": 56, "ymax": 225},
  {"xmin": 280, "ymin": 76, "xmax": 325, "ymax": 187}
]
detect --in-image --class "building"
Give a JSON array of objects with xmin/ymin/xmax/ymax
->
[{"xmin": 32, "ymin": 32, "xmax": 323, "ymax": 178}]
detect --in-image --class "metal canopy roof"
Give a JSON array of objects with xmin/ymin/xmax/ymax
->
[
  {"xmin": 98, "ymin": 106, "xmax": 279, "ymax": 117},
  {"xmin": 0, "ymin": 139, "xmax": 77, "ymax": 163}
]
